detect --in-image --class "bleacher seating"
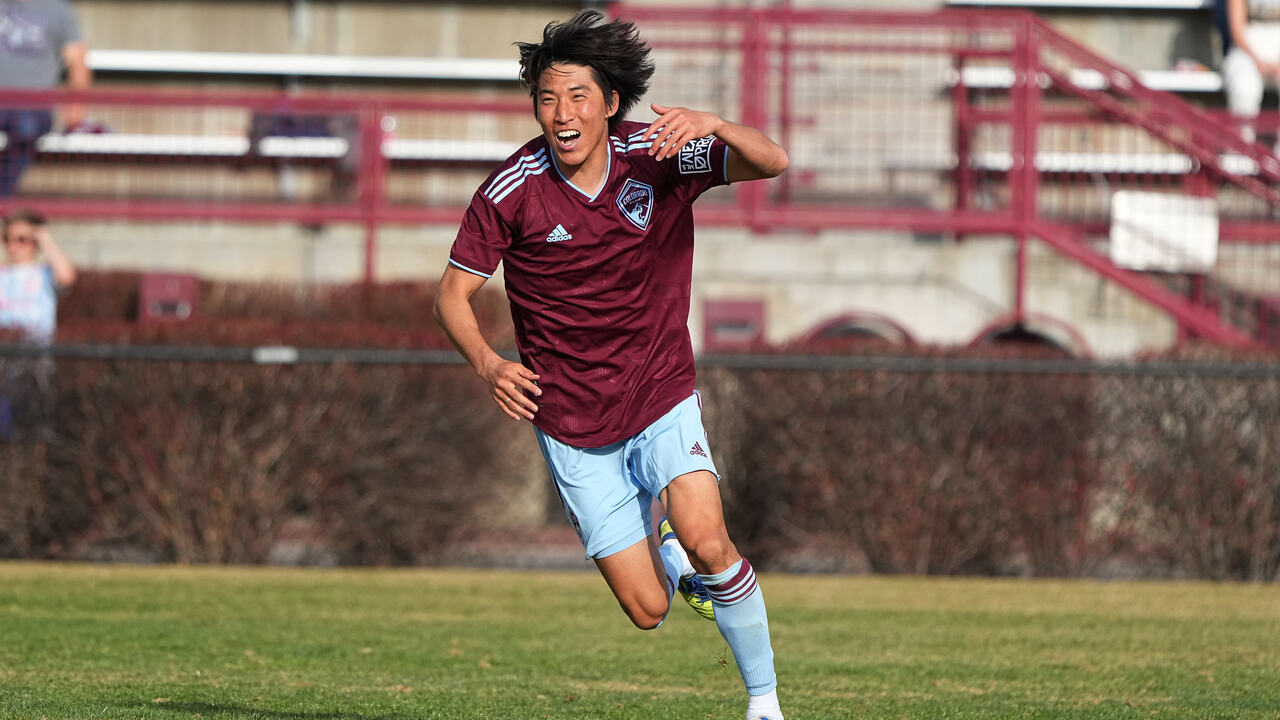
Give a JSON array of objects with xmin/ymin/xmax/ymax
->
[
  {"xmin": 0, "ymin": 132, "xmax": 518, "ymax": 164},
  {"xmin": 86, "ymin": 50, "xmax": 520, "ymax": 83},
  {"xmin": 946, "ymin": 0, "xmax": 1211, "ymax": 8}
]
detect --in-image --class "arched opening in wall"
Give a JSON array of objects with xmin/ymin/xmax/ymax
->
[
  {"xmin": 968, "ymin": 313, "xmax": 1091, "ymax": 358},
  {"xmin": 794, "ymin": 312, "xmax": 915, "ymax": 353}
]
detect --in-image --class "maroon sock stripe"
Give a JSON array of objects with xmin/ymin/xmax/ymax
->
[{"xmin": 705, "ymin": 559, "xmax": 758, "ymax": 606}]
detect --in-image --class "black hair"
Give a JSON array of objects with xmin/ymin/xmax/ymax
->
[{"xmin": 516, "ymin": 9, "xmax": 655, "ymax": 133}]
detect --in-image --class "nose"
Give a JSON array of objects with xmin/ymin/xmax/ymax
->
[{"xmin": 555, "ymin": 101, "xmax": 572, "ymax": 124}]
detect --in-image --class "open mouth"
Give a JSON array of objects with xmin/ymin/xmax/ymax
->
[{"xmin": 555, "ymin": 129, "xmax": 581, "ymax": 150}]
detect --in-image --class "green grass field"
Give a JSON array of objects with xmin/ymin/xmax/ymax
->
[{"xmin": 0, "ymin": 563, "xmax": 1277, "ymax": 719}]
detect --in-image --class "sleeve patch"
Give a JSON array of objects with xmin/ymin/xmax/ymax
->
[{"xmin": 678, "ymin": 137, "xmax": 716, "ymax": 175}]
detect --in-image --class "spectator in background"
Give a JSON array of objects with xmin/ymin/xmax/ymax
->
[
  {"xmin": 1221, "ymin": 0, "xmax": 1280, "ymax": 147},
  {"xmin": 0, "ymin": 0, "xmax": 91, "ymax": 197},
  {"xmin": 0, "ymin": 208, "xmax": 74, "ymax": 441}
]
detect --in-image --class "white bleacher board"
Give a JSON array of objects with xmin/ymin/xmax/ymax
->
[
  {"xmin": 36, "ymin": 132, "xmax": 250, "ymax": 156},
  {"xmin": 1109, "ymin": 190, "xmax": 1218, "ymax": 272},
  {"xmin": 946, "ymin": 0, "xmax": 1211, "ymax": 8},
  {"xmin": 1, "ymin": 132, "xmax": 520, "ymax": 162},
  {"xmin": 86, "ymin": 49, "xmax": 521, "ymax": 82},
  {"xmin": 256, "ymin": 136, "xmax": 349, "ymax": 158},
  {"xmin": 956, "ymin": 66, "xmax": 1222, "ymax": 93},
  {"xmin": 382, "ymin": 138, "xmax": 518, "ymax": 162}
]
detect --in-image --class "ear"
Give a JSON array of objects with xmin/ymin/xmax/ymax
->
[{"xmin": 605, "ymin": 90, "xmax": 620, "ymax": 118}]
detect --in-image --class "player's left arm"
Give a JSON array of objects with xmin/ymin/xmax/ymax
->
[{"xmin": 644, "ymin": 103, "xmax": 788, "ymax": 183}]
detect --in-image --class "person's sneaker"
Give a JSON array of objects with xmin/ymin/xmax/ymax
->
[
  {"xmin": 677, "ymin": 573, "xmax": 716, "ymax": 621},
  {"xmin": 657, "ymin": 517, "xmax": 715, "ymax": 621}
]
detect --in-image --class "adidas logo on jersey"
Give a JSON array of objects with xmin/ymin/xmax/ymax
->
[
  {"xmin": 689, "ymin": 442, "xmax": 708, "ymax": 458},
  {"xmin": 545, "ymin": 224, "xmax": 573, "ymax": 243}
]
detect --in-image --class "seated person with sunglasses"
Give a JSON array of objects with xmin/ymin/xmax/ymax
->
[{"xmin": 1, "ymin": 208, "xmax": 74, "ymax": 441}]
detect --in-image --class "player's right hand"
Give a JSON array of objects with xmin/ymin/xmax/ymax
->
[{"xmin": 480, "ymin": 358, "xmax": 541, "ymax": 421}]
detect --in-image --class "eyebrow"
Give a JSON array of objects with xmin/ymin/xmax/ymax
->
[{"xmin": 539, "ymin": 85, "xmax": 591, "ymax": 95}]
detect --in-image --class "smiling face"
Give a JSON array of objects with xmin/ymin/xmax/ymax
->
[
  {"xmin": 535, "ymin": 62, "xmax": 619, "ymax": 181},
  {"xmin": 3, "ymin": 221, "xmax": 39, "ymax": 265}
]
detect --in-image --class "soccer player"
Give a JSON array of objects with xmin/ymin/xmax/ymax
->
[{"xmin": 433, "ymin": 10, "xmax": 788, "ymax": 720}]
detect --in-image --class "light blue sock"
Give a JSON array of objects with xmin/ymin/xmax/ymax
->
[
  {"xmin": 699, "ymin": 558, "xmax": 777, "ymax": 695},
  {"xmin": 657, "ymin": 541, "xmax": 686, "ymax": 603},
  {"xmin": 651, "ymin": 540, "xmax": 690, "ymax": 628}
]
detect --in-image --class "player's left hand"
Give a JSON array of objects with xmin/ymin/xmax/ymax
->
[{"xmin": 645, "ymin": 104, "xmax": 725, "ymax": 162}]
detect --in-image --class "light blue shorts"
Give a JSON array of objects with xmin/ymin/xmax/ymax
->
[{"xmin": 534, "ymin": 391, "xmax": 720, "ymax": 560}]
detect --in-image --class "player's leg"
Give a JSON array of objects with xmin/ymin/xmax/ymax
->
[
  {"xmin": 1223, "ymin": 32, "xmax": 1266, "ymax": 144},
  {"xmin": 662, "ymin": 472, "xmax": 783, "ymax": 720},
  {"xmin": 533, "ymin": 427, "xmax": 675, "ymax": 629},
  {"xmin": 593, "ymin": 534, "xmax": 677, "ymax": 630},
  {"xmin": 0, "ymin": 110, "xmax": 52, "ymax": 197},
  {"xmin": 634, "ymin": 392, "xmax": 783, "ymax": 720},
  {"xmin": 1251, "ymin": 23, "xmax": 1280, "ymax": 153},
  {"xmin": 658, "ymin": 515, "xmax": 714, "ymax": 620}
]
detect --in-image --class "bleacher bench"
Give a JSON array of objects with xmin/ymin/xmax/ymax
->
[
  {"xmin": 86, "ymin": 49, "xmax": 520, "ymax": 82},
  {"xmin": 0, "ymin": 133, "xmax": 520, "ymax": 164}
]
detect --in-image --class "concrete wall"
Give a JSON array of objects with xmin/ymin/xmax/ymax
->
[{"xmin": 50, "ymin": 217, "xmax": 1177, "ymax": 357}]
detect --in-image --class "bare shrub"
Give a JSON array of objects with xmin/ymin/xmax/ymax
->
[{"xmin": 1097, "ymin": 349, "xmax": 1280, "ymax": 582}]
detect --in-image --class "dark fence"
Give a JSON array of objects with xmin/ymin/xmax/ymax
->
[
  {"xmin": 3, "ymin": 345, "xmax": 1278, "ymax": 580},
  {"xmin": 1, "ymin": 274, "xmax": 1277, "ymax": 579},
  {"xmin": 700, "ymin": 349, "xmax": 1280, "ymax": 581}
]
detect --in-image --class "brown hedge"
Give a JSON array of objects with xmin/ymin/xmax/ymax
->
[
  {"xmin": 700, "ymin": 345, "xmax": 1280, "ymax": 581},
  {"xmin": 0, "ymin": 359, "xmax": 539, "ymax": 565},
  {"xmin": 2, "ymin": 275, "xmax": 1277, "ymax": 578}
]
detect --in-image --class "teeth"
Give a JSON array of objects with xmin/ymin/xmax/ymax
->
[{"xmin": 557, "ymin": 131, "xmax": 580, "ymax": 141}]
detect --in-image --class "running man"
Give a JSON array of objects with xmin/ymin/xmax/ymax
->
[{"xmin": 433, "ymin": 10, "xmax": 788, "ymax": 720}]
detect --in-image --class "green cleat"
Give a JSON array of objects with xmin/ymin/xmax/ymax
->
[
  {"xmin": 658, "ymin": 517, "xmax": 715, "ymax": 621},
  {"xmin": 677, "ymin": 573, "xmax": 716, "ymax": 621}
]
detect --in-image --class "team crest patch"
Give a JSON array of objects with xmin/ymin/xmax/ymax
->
[
  {"xmin": 678, "ymin": 136, "xmax": 716, "ymax": 175},
  {"xmin": 616, "ymin": 178, "xmax": 654, "ymax": 230}
]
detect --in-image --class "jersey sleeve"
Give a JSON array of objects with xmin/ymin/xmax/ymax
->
[
  {"xmin": 668, "ymin": 135, "xmax": 731, "ymax": 204},
  {"xmin": 448, "ymin": 189, "xmax": 514, "ymax": 279}
]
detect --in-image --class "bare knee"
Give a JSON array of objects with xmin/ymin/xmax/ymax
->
[
  {"xmin": 619, "ymin": 593, "xmax": 670, "ymax": 630},
  {"xmin": 683, "ymin": 533, "xmax": 739, "ymax": 576}
]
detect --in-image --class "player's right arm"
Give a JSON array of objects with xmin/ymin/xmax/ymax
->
[{"xmin": 433, "ymin": 265, "xmax": 541, "ymax": 421}]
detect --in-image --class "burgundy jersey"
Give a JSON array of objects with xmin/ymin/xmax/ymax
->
[{"xmin": 449, "ymin": 120, "xmax": 730, "ymax": 447}]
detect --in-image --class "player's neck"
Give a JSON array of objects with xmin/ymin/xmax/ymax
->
[{"xmin": 554, "ymin": 139, "xmax": 612, "ymax": 197}]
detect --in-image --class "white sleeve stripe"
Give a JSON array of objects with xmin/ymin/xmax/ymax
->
[
  {"xmin": 449, "ymin": 259, "xmax": 493, "ymax": 279},
  {"xmin": 483, "ymin": 148, "xmax": 547, "ymax": 197},
  {"xmin": 485, "ymin": 157, "xmax": 550, "ymax": 203},
  {"xmin": 722, "ymin": 144, "xmax": 730, "ymax": 183},
  {"xmin": 490, "ymin": 163, "xmax": 550, "ymax": 204},
  {"xmin": 484, "ymin": 153, "xmax": 546, "ymax": 199},
  {"xmin": 484, "ymin": 156, "xmax": 529, "ymax": 196}
]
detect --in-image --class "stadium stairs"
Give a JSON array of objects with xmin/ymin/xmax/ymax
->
[{"xmin": 1014, "ymin": 12, "xmax": 1280, "ymax": 347}]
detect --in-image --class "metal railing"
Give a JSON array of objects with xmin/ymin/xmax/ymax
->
[{"xmin": 2, "ymin": 6, "xmax": 1278, "ymax": 346}]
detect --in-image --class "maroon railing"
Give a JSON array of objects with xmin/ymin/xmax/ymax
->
[{"xmin": 2, "ymin": 6, "xmax": 1277, "ymax": 347}]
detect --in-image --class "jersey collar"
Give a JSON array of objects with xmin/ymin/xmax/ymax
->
[{"xmin": 548, "ymin": 137, "xmax": 612, "ymax": 202}]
